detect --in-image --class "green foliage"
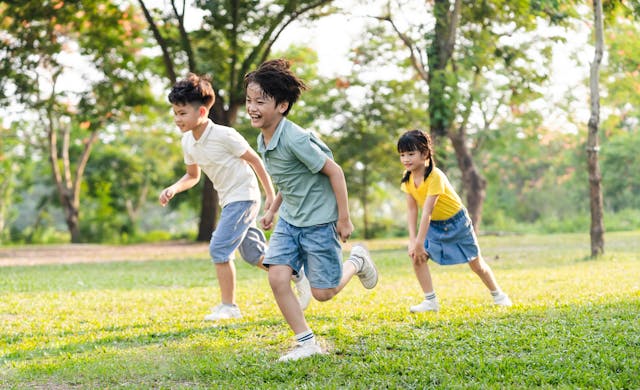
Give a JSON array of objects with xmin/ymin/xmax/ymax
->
[
  {"xmin": 1, "ymin": 233, "xmax": 639, "ymax": 388},
  {"xmin": 601, "ymin": 131, "xmax": 640, "ymax": 211},
  {"xmin": 81, "ymin": 127, "xmax": 184, "ymax": 241},
  {"xmin": 601, "ymin": 15, "xmax": 640, "ymax": 135}
]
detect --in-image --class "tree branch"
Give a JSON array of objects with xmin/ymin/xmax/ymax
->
[
  {"xmin": 138, "ymin": 0, "xmax": 177, "ymax": 83},
  {"xmin": 380, "ymin": 15, "xmax": 430, "ymax": 82},
  {"xmin": 171, "ymin": 0, "xmax": 196, "ymax": 72}
]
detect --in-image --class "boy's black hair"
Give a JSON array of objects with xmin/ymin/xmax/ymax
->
[
  {"xmin": 397, "ymin": 129, "xmax": 435, "ymax": 184},
  {"xmin": 244, "ymin": 59, "xmax": 307, "ymax": 116},
  {"xmin": 168, "ymin": 73, "xmax": 215, "ymax": 109}
]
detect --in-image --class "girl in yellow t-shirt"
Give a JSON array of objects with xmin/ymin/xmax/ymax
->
[{"xmin": 398, "ymin": 130, "xmax": 512, "ymax": 312}]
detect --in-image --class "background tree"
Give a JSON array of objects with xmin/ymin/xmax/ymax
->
[
  {"xmin": 82, "ymin": 126, "xmax": 182, "ymax": 242},
  {"xmin": 0, "ymin": 0, "xmax": 156, "ymax": 242},
  {"xmin": 137, "ymin": 0, "xmax": 334, "ymax": 241},
  {"xmin": 586, "ymin": 0, "xmax": 605, "ymax": 257}
]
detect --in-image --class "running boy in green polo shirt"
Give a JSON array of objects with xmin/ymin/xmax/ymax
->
[{"xmin": 244, "ymin": 59, "xmax": 379, "ymax": 361}]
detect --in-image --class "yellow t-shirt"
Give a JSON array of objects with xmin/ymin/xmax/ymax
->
[{"xmin": 400, "ymin": 167, "xmax": 463, "ymax": 221}]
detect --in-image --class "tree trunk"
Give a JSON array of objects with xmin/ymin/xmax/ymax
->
[
  {"xmin": 46, "ymin": 91, "xmax": 97, "ymax": 243},
  {"xmin": 587, "ymin": 0, "xmax": 605, "ymax": 257},
  {"xmin": 449, "ymin": 129, "xmax": 486, "ymax": 232},
  {"xmin": 61, "ymin": 192, "xmax": 81, "ymax": 243},
  {"xmin": 427, "ymin": 0, "xmax": 461, "ymax": 144}
]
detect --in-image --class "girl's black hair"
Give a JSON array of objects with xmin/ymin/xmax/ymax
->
[
  {"xmin": 397, "ymin": 129, "xmax": 434, "ymax": 184},
  {"xmin": 243, "ymin": 58, "xmax": 307, "ymax": 116}
]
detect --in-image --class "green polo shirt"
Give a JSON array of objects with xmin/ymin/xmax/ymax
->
[{"xmin": 257, "ymin": 118, "xmax": 338, "ymax": 227}]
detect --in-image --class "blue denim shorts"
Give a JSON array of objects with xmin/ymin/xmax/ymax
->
[
  {"xmin": 425, "ymin": 209, "xmax": 480, "ymax": 266},
  {"xmin": 263, "ymin": 218, "xmax": 343, "ymax": 289},
  {"xmin": 209, "ymin": 200, "xmax": 266, "ymax": 265}
]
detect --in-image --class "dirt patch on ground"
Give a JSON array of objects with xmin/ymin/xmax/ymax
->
[{"xmin": 0, "ymin": 241, "xmax": 211, "ymax": 267}]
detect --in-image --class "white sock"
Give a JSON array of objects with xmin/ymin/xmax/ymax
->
[
  {"xmin": 346, "ymin": 257, "xmax": 363, "ymax": 272},
  {"xmin": 295, "ymin": 330, "xmax": 315, "ymax": 344},
  {"xmin": 490, "ymin": 290, "xmax": 502, "ymax": 297},
  {"xmin": 424, "ymin": 291, "xmax": 437, "ymax": 301}
]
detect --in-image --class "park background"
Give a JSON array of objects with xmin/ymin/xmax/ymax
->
[{"xmin": 1, "ymin": 1, "xmax": 640, "ymax": 388}]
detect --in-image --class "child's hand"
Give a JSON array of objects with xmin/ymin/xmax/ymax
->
[
  {"xmin": 159, "ymin": 187, "xmax": 175, "ymax": 207},
  {"xmin": 260, "ymin": 210, "xmax": 275, "ymax": 230},
  {"xmin": 413, "ymin": 244, "xmax": 428, "ymax": 264},
  {"xmin": 408, "ymin": 241, "xmax": 417, "ymax": 261},
  {"xmin": 264, "ymin": 196, "xmax": 274, "ymax": 214},
  {"xmin": 336, "ymin": 217, "xmax": 354, "ymax": 243}
]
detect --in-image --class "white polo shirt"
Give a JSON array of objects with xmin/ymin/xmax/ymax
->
[{"xmin": 182, "ymin": 119, "xmax": 261, "ymax": 207}]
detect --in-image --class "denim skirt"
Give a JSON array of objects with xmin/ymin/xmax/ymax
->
[{"xmin": 425, "ymin": 209, "xmax": 480, "ymax": 265}]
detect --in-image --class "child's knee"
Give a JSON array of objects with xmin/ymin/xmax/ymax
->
[
  {"xmin": 268, "ymin": 267, "xmax": 292, "ymax": 290},
  {"xmin": 312, "ymin": 288, "xmax": 335, "ymax": 302}
]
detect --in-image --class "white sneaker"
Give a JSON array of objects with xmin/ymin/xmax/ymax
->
[
  {"xmin": 350, "ymin": 244, "xmax": 378, "ymax": 289},
  {"xmin": 204, "ymin": 304, "xmax": 242, "ymax": 321},
  {"xmin": 493, "ymin": 292, "xmax": 513, "ymax": 306},
  {"xmin": 293, "ymin": 273, "xmax": 312, "ymax": 310},
  {"xmin": 410, "ymin": 299, "xmax": 439, "ymax": 313},
  {"xmin": 278, "ymin": 341, "xmax": 323, "ymax": 362}
]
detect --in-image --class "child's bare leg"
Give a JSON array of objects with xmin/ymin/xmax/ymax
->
[
  {"xmin": 413, "ymin": 258, "xmax": 434, "ymax": 293},
  {"xmin": 468, "ymin": 256, "xmax": 500, "ymax": 292},
  {"xmin": 311, "ymin": 261, "xmax": 358, "ymax": 302},
  {"xmin": 215, "ymin": 261, "xmax": 237, "ymax": 304},
  {"xmin": 269, "ymin": 264, "xmax": 309, "ymax": 334}
]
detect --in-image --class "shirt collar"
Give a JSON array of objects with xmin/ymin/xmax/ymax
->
[
  {"xmin": 193, "ymin": 119, "xmax": 214, "ymax": 144},
  {"xmin": 258, "ymin": 118, "xmax": 287, "ymax": 153}
]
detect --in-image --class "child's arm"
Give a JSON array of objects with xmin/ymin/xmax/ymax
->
[
  {"xmin": 320, "ymin": 158, "xmax": 353, "ymax": 242},
  {"xmin": 240, "ymin": 149, "xmax": 276, "ymax": 211},
  {"xmin": 260, "ymin": 192, "xmax": 282, "ymax": 230},
  {"xmin": 406, "ymin": 194, "xmax": 419, "ymax": 260},
  {"xmin": 159, "ymin": 164, "xmax": 201, "ymax": 207},
  {"xmin": 414, "ymin": 194, "xmax": 439, "ymax": 262}
]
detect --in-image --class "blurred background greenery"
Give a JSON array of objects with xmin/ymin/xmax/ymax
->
[{"xmin": 1, "ymin": 0, "xmax": 639, "ymax": 245}]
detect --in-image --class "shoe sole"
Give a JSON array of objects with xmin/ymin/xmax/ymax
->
[
  {"xmin": 204, "ymin": 315, "xmax": 242, "ymax": 321},
  {"xmin": 278, "ymin": 348, "xmax": 324, "ymax": 362}
]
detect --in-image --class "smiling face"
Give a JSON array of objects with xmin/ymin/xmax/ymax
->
[
  {"xmin": 172, "ymin": 103, "xmax": 206, "ymax": 134},
  {"xmin": 399, "ymin": 150, "xmax": 429, "ymax": 174},
  {"xmin": 245, "ymin": 82, "xmax": 288, "ymax": 133}
]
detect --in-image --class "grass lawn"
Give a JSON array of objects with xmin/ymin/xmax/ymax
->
[{"xmin": 1, "ymin": 231, "xmax": 639, "ymax": 389}]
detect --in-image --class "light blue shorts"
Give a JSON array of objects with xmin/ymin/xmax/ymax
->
[
  {"xmin": 425, "ymin": 209, "xmax": 480, "ymax": 266},
  {"xmin": 263, "ymin": 218, "xmax": 342, "ymax": 289},
  {"xmin": 209, "ymin": 200, "xmax": 266, "ymax": 265}
]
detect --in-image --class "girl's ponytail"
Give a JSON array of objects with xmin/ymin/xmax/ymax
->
[
  {"xmin": 401, "ymin": 170, "xmax": 411, "ymax": 184},
  {"xmin": 424, "ymin": 155, "xmax": 434, "ymax": 180}
]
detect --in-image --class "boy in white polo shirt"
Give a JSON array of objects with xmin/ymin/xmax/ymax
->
[{"xmin": 159, "ymin": 73, "xmax": 311, "ymax": 321}]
